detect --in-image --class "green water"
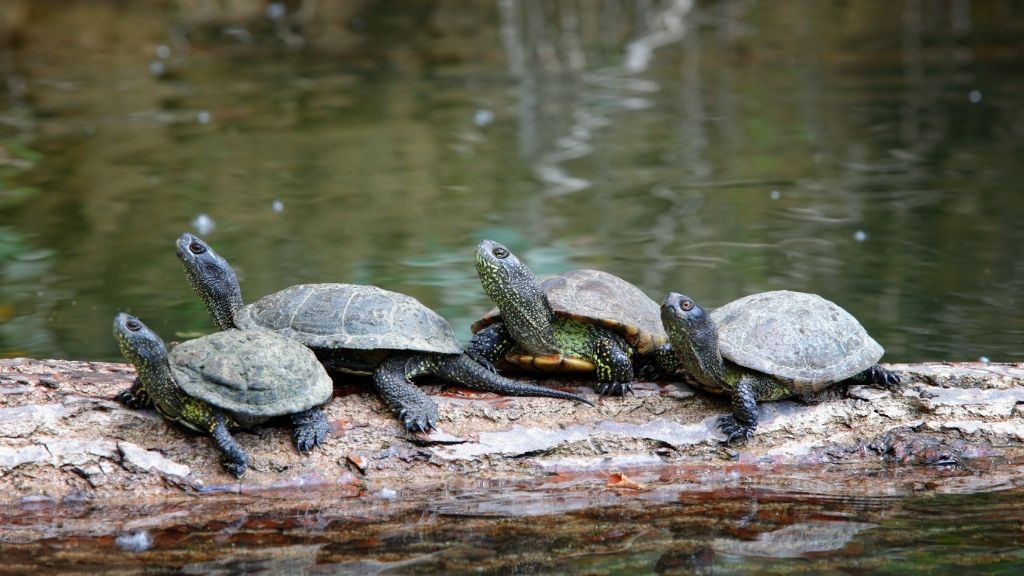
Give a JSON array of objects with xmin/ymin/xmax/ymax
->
[{"xmin": 1, "ymin": 0, "xmax": 1021, "ymax": 363}]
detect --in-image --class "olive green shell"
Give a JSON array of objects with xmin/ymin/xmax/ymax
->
[
  {"xmin": 712, "ymin": 290, "xmax": 884, "ymax": 391},
  {"xmin": 234, "ymin": 283, "xmax": 462, "ymax": 354},
  {"xmin": 472, "ymin": 269, "xmax": 667, "ymax": 355},
  {"xmin": 168, "ymin": 329, "xmax": 333, "ymax": 416}
]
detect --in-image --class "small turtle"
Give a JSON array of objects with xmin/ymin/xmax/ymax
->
[
  {"xmin": 113, "ymin": 313, "xmax": 333, "ymax": 477},
  {"xmin": 468, "ymin": 240, "xmax": 671, "ymax": 396},
  {"xmin": 659, "ymin": 291, "xmax": 901, "ymax": 444},
  {"xmin": 176, "ymin": 234, "xmax": 590, "ymax": 432}
]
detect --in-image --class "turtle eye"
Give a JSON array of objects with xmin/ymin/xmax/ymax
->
[
  {"xmin": 680, "ymin": 300, "xmax": 694, "ymax": 312},
  {"xmin": 492, "ymin": 246, "xmax": 510, "ymax": 259},
  {"xmin": 189, "ymin": 241, "xmax": 206, "ymax": 255},
  {"xmin": 126, "ymin": 319, "xmax": 142, "ymax": 331}
]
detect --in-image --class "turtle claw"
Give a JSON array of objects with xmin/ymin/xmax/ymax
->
[
  {"xmin": 865, "ymin": 365, "xmax": 902, "ymax": 390},
  {"xmin": 222, "ymin": 456, "xmax": 248, "ymax": 479},
  {"xmin": 115, "ymin": 387, "xmax": 153, "ymax": 410},
  {"xmin": 399, "ymin": 402, "xmax": 438, "ymax": 433},
  {"xmin": 717, "ymin": 415, "xmax": 754, "ymax": 445},
  {"xmin": 595, "ymin": 381, "xmax": 632, "ymax": 397},
  {"xmin": 465, "ymin": 350, "xmax": 498, "ymax": 374},
  {"xmin": 292, "ymin": 408, "xmax": 331, "ymax": 454}
]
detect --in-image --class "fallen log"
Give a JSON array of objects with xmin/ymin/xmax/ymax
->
[{"xmin": 1, "ymin": 358, "xmax": 1022, "ymax": 503}]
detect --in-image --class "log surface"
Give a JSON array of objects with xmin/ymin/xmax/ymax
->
[{"xmin": 1, "ymin": 358, "xmax": 1023, "ymax": 503}]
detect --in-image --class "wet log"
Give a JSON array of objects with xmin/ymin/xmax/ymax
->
[{"xmin": 1, "ymin": 358, "xmax": 1022, "ymax": 503}]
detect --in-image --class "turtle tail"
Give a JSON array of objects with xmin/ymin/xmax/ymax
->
[{"xmin": 432, "ymin": 354, "xmax": 594, "ymax": 407}]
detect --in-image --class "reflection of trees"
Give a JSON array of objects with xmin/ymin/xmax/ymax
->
[{"xmin": 0, "ymin": 1, "xmax": 1022, "ymax": 361}]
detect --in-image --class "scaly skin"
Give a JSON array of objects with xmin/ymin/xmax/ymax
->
[
  {"xmin": 113, "ymin": 313, "xmax": 248, "ymax": 477},
  {"xmin": 471, "ymin": 240, "xmax": 637, "ymax": 396},
  {"xmin": 660, "ymin": 292, "xmax": 900, "ymax": 445},
  {"xmin": 177, "ymin": 234, "xmax": 592, "ymax": 432}
]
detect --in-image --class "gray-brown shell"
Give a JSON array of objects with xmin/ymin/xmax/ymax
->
[
  {"xmin": 712, "ymin": 290, "xmax": 884, "ymax": 391},
  {"xmin": 473, "ymin": 269, "xmax": 667, "ymax": 354},
  {"xmin": 169, "ymin": 329, "xmax": 333, "ymax": 416},
  {"xmin": 235, "ymin": 283, "xmax": 462, "ymax": 354}
]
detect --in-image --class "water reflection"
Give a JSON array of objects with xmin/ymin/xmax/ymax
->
[{"xmin": 0, "ymin": 0, "xmax": 1021, "ymax": 363}]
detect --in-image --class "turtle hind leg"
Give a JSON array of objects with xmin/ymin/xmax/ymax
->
[
  {"xmin": 210, "ymin": 413, "xmax": 249, "ymax": 478},
  {"xmin": 372, "ymin": 353, "xmax": 439, "ymax": 432},
  {"xmin": 115, "ymin": 378, "xmax": 154, "ymax": 409},
  {"xmin": 718, "ymin": 378, "xmax": 758, "ymax": 445},
  {"xmin": 429, "ymin": 353, "xmax": 593, "ymax": 406},
  {"xmin": 465, "ymin": 322, "xmax": 516, "ymax": 373},
  {"xmin": 591, "ymin": 335, "xmax": 635, "ymax": 396},
  {"xmin": 290, "ymin": 407, "xmax": 331, "ymax": 454},
  {"xmin": 852, "ymin": 364, "xmax": 902, "ymax": 389}
]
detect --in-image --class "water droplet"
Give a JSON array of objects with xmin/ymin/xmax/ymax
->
[
  {"xmin": 196, "ymin": 111, "xmax": 211, "ymax": 125},
  {"xmin": 155, "ymin": 45, "xmax": 171, "ymax": 59},
  {"xmin": 969, "ymin": 90, "xmax": 982, "ymax": 103},
  {"xmin": 379, "ymin": 488, "xmax": 397, "ymax": 499},
  {"xmin": 266, "ymin": 2, "xmax": 286, "ymax": 20},
  {"xmin": 473, "ymin": 109, "xmax": 494, "ymax": 127},
  {"xmin": 115, "ymin": 530, "xmax": 153, "ymax": 552},
  {"xmin": 271, "ymin": 199, "xmax": 284, "ymax": 213},
  {"xmin": 193, "ymin": 214, "xmax": 215, "ymax": 235},
  {"xmin": 770, "ymin": 190, "xmax": 781, "ymax": 200},
  {"xmin": 853, "ymin": 230, "xmax": 868, "ymax": 242},
  {"xmin": 979, "ymin": 356, "xmax": 990, "ymax": 364}
]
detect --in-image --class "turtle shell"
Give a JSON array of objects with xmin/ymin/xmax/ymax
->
[
  {"xmin": 711, "ymin": 290, "xmax": 884, "ymax": 392},
  {"xmin": 472, "ymin": 269, "xmax": 667, "ymax": 355},
  {"xmin": 235, "ymin": 283, "xmax": 462, "ymax": 354},
  {"xmin": 169, "ymin": 329, "xmax": 333, "ymax": 417}
]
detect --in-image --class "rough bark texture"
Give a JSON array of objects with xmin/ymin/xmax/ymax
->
[{"xmin": 1, "ymin": 358, "xmax": 1023, "ymax": 503}]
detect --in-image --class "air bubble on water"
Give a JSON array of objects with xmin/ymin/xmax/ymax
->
[
  {"xmin": 770, "ymin": 190, "xmax": 781, "ymax": 200},
  {"xmin": 979, "ymin": 356, "xmax": 990, "ymax": 364},
  {"xmin": 272, "ymin": 199, "xmax": 284, "ymax": 213},
  {"xmin": 474, "ymin": 109, "xmax": 494, "ymax": 127},
  {"xmin": 155, "ymin": 45, "xmax": 171, "ymax": 59},
  {"xmin": 115, "ymin": 531, "xmax": 153, "ymax": 553},
  {"xmin": 197, "ymin": 111, "xmax": 211, "ymax": 125},
  {"xmin": 193, "ymin": 214, "xmax": 215, "ymax": 235},
  {"xmin": 969, "ymin": 90, "xmax": 982, "ymax": 103},
  {"xmin": 854, "ymin": 230, "xmax": 868, "ymax": 242},
  {"xmin": 266, "ymin": 2, "xmax": 286, "ymax": 20}
]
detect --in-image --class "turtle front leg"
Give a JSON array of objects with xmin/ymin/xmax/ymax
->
[
  {"xmin": 290, "ymin": 407, "xmax": 332, "ymax": 453},
  {"xmin": 718, "ymin": 378, "xmax": 758, "ymax": 445},
  {"xmin": 209, "ymin": 412, "xmax": 249, "ymax": 478},
  {"xmin": 372, "ymin": 353, "xmax": 439, "ymax": 432},
  {"xmin": 592, "ymin": 336, "xmax": 635, "ymax": 396},
  {"xmin": 637, "ymin": 343, "xmax": 681, "ymax": 381},
  {"xmin": 851, "ymin": 364, "xmax": 902, "ymax": 389},
  {"xmin": 115, "ymin": 378, "xmax": 154, "ymax": 409},
  {"xmin": 465, "ymin": 323, "xmax": 516, "ymax": 373}
]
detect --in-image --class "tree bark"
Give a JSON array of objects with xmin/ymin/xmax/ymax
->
[{"xmin": 1, "ymin": 358, "xmax": 1022, "ymax": 503}]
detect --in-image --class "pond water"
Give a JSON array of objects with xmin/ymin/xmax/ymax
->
[
  {"xmin": 4, "ymin": 463, "xmax": 1024, "ymax": 574},
  {"xmin": 1, "ymin": 0, "xmax": 1021, "ymax": 364}
]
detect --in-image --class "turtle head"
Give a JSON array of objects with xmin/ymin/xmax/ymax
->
[
  {"xmin": 176, "ymin": 233, "xmax": 243, "ymax": 330},
  {"xmin": 661, "ymin": 293, "xmax": 725, "ymax": 385},
  {"xmin": 113, "ymin": 313, "xmax": 169, "ymax": 370},
  {"xmin": 474, "ymin": 240, "xmax": 558, "ymax": 354}
]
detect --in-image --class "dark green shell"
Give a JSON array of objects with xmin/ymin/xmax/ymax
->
[
  {"xmin": 168, "ymin": 329, "xmax": 333, "ymax": 416},
  {"xmin": 234, "ymin": 283, "xmax": 462, "ymax": 354}
]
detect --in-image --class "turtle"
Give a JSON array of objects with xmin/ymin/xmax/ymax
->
[
  {"xmin": 659, "ymin": 290, "xmax": 902, "ymax": 444},
  {"xmin": 175, "ymin": 233, "xmax": 591, "ymax": 432},
  {"xmin": 113, "ymin": 313, "xmax": 333, "ymax": 477},
  {"xmin": 467, "ymin": 239, "xmax": 672, "ymax": 396}
]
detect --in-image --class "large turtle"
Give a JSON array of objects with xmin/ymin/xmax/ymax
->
[
  {"xmin": 659, "ymin": 291, "xmax": 901, "ymax": 444},
  {"xmin": 113, "ymin": 313, "xmax": 333, "ymax": 477},
  {"xmin": 175, "ymin": 234, "xmax": 590, "ymax": 432},
  {"xmin": 468, "ymin": 240, "xmax": 671, "ymax": 396}
]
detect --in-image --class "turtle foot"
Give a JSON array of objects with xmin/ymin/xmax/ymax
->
[
  {"xmin": 398, "ymin": 401, "xmax": 439, "ymax": 433},
  {"xmin": 222, "ymin": 455, "xmax": 248, "ymax": 479},
  {"xmin": 636, "ymin": 360, "xmax": 666, "ymax": 382},
  {"xmin": 595, "ymin": 380, "xmax": 634, "ymax": 396},
  {"xmin": 114, "ymin": 386, "xmax": 152, "ymax": 410},
  {"xmin": 864, "ymin": 365, "xmax": 902, "ymax": 389},
  {"xmin": 717, "ymin": 416, "xmax": 754, "ymax": 445},
  {"xmin": 292, "ymin": 408, "xmax": 331, "ymax": 454},
  {"xmin": 465, "ymin": 350, "xmax": 499, "ymax": 374}
]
